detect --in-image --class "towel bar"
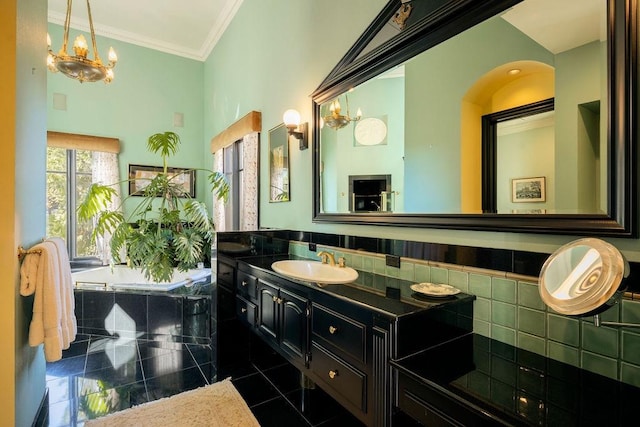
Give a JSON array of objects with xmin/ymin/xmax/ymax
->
[{"xmin": 18, "ymin": 245, "xmax": 43, "ymax": 260}]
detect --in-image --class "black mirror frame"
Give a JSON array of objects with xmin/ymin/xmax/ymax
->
[{"xmin": 311, "ymin": 0, "xmax": 637, "ymax": 237}]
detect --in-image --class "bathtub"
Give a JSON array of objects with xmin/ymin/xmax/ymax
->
[{"xmin": 71, "ymin": 265, "xmax": 211, "ymax": 291}]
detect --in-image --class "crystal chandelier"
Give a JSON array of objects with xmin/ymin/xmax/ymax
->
[
  {"xmin": 47, "ymin": 0, "xmax": 117, "ymax": 83},
  {"xmin": 322, "ymin": 95, "xmax": 362, "ymax": 130}
]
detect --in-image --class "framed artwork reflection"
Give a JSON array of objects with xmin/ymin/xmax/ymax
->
[
  {"xmin": 512, "ymin": 176, "xmax": 545, "ymax": 203},
  {"xmin": 268, "ymin": 124, "xmax": 290, "ymax": 202}
]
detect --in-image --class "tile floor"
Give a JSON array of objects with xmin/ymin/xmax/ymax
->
[{"xmin": 46, "ymin": 333, "xmax": 366, "ymax": 426}]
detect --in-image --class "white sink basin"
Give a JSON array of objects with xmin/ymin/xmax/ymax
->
[{"xmin": 271, "ymin": 260, "xmax": 358, "ymax": 285}]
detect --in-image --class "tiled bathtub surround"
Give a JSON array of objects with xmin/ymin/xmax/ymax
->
[{"xmin": 288, "ymin": 241, "xmax": 640, "ymax": 388}]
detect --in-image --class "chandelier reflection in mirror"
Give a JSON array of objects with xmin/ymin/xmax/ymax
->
[
  {"xmin": 322, "ymin": 94, "xmax": 362, "ymax": 129},
  {"xmin": 47, "ymin": 0, "xmax": 117, "ymax": 83}
]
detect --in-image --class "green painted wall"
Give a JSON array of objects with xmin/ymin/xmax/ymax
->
[
  {"xmin": 497, "ymin": 124, "xmax": 555, "ymax": 212},
  {"xmin": 555, "ymin": 41, "xmax": 603, "ymax": 213},
  {"xmin": 47, "ymin": 24, "xmax": 206, "ymax": 217}
]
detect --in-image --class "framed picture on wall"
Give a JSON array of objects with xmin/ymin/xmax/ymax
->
[
  {"xmin": 128, "ymin": 164, "xmax": 196, "ymax": 197},
  {"xmin": 512, "ymin": 176, "xmax": 545, "ymax": 203}
]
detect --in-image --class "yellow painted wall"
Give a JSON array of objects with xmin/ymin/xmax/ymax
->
[
  {"xmin": 2, "ymin": 0, "xmax": 48, "ymax": 425},
  {"xmin": 0, "ymin": 1, "xmax": 18, "ymax": 424}
]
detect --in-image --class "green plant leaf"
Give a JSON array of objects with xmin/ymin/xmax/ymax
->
[
  {"xmin": 174, "ymin": 229, "xmax": 204, "ymax": 269},
  {"xmin": 91, "ymin": 211, "xmax": 125, "ymax": 241},
  {"xmin": 147, "ymin": 131, "xmax": 180, "ymax": 169},
  {"xmin": 77, "ymin": 184, "xmax": 118, "ymax": 221},
  {"xmin": 184, "ymin": 201, "xmax": 213, "ymax": 234},
  {"xmin": 109, "ymin": 222, "xmax": 133, "ymax": 263},
  {"xmin": 208, "ymin": 171, "xmax": 230, "ymax": 203}
]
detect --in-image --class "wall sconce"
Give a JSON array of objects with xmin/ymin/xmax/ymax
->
[{"xmin": 283, "ymin": 109, "xmax": 308, "ymax": 150}]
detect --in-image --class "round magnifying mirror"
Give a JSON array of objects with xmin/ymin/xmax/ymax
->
[{"xmin": 539, "ymin": 238, "xmax": 629, "ymax": 316}]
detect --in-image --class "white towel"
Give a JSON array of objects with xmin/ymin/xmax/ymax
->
[
  {"xmin": 19, "ymin": 248, "xmax": 40, "ymax": 297},
  {"xmin": 19, "ymin": 239, "xmax": 77, "ymax": 362},
  {"xmin": 47, "ymin": 237, "xmax": 77, "ymax": 346}
]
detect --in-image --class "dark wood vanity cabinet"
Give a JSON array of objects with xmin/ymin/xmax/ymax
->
[
  {"xmin": 229, "ymin": 258, "xmax": 474, "ymax": 427},
  {"xmin": 256, "ymin": 278, "xmax": 310, "ymax": 367}
]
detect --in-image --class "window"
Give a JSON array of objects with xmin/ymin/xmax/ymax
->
[
  {"xmin": 46, "ymin": 132, "xmax": 121, "ymax": 262},
  {"xmin": 46, "ymin": 147, "xmax": 97, "ymax": 259},
  {"xmin": 223, "ymin": 140, "xmax": 243, "ymax": 230}
]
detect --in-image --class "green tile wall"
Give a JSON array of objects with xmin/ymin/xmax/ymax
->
[{"xmin": 288, "ymin": 241, "xmax": 640, "ymax": 388}]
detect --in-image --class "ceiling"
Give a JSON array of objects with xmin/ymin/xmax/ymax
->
[
  {"xmin": 501, "ymin": 0, "xmax": 603, "ymax": 54},
  {"xmin": 47, "ymin": 0, "xmax": 244, "ymax": 61},
  {"xmin": 47, "ymin": 0, "xmax": 601, "ymax": 63}
]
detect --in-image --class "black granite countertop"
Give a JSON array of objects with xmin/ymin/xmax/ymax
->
[
  {"xmin": 391, "ymin": 333, "xmax": 640, "ymax": 426},
  {"xmin": 234, "ymin": 254, "xmax": 475, "ymax": 319}
]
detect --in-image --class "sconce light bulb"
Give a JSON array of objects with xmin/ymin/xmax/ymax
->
[
  {"xmin": 283, "ymin": 109, "xmax": 301, "ymax": 127},
  {"xmin": 108, "ymin": 47, "xmax": 118, "ymax": 63},
  {"xmin": 356, "ymin": 108, "xmax": 363, "ymax": 119},
  {"xmin": 47, "ymin": 33, "xmax": 52, "ymax": 48}
]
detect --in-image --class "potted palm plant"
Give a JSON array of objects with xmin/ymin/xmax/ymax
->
[{"xmin": 78, "ymin": 131, "xmax": 228, "ymax": 282}]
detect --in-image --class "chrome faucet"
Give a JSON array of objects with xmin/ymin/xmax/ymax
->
[{"xmin": 317, "ymin": 251, "xmax": 336, "ymax": 266}]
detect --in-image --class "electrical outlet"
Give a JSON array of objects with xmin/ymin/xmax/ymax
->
[
  {"xmin": 386, "ymin": 287, "xmax": 401, "ymax": 299},
  {"xmin": 309, "ymin": 242, "xmax": 317, "ymax": 251},
  {"xmin": 386, "ymin": 254, "xmax": 401, "ymax": 268}
]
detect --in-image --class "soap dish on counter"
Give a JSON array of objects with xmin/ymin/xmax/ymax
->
[{"xmin": 410, "ymin": 282, "xmax": 460, "ymax": 298}]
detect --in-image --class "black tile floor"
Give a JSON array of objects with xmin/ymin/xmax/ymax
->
[{"xmin": 46, "ymin": 334, "xmax": 366, "ymax": 426}]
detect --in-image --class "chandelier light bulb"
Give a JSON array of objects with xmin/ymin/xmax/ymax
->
[
  {"xmin": 73, "ymin": 34, "xmax": 89, "ymax": 58},
  {"xmin": 108, "ymin": 47, "xmax": 118, "ymax": 63}
]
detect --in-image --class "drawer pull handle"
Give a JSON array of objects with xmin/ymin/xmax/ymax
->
[
  {"xmin": 241, "ymin": 307, "xmax": 247, "ymax": 313},
  {"xmin": 328, "ymin": 326, "xmax": 338, "ymax": 334},
  {"xmin": 328, "ymin": 370, "xmax": 339, "ymax": 379},
  {"xmin": 272, "ymin": 295, "xmax": 278, "ymax": 302},
  {"xmin": 242, "ymin": 281, "xmax": 247, "ymax": 287},
  {"xmin": 276, "ymin": 297, "xmax": 283, "ymax": 304}
]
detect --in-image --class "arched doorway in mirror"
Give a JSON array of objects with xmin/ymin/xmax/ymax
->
[{"xmin": 460, "ymin": 60, "xmax": 555, "ymax": 213}]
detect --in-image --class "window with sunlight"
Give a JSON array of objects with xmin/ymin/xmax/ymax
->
[{"xmin": 45, "ymin": 132, "xmax": 121, "ymax": 262}]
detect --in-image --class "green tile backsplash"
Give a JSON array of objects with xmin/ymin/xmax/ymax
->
[{"xmin": 287, "ymin": 241, "xmax": 640, "ymax": 388}]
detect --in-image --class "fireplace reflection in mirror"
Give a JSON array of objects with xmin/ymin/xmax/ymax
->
[{"xmin": 349, "ymin": 174, "xmax": 393, "ymax": 212}]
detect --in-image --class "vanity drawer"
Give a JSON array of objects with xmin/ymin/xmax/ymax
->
[
  {"xmin": 236, "ymin": 271, "xmax": 258, "ymax": 301},
  {"xmin": 236, "ymin": 296, "xmax": 257, "ymax": 329},
  {"xmin": 311, "ymin": 342, "xmax": 366, "ymax": 412},
  {"xmin": 312, "ymin": 304, "xmax": 366, "ymax": 363}
]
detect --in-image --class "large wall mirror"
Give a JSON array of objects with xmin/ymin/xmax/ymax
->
[{"xmin": 311, "ymin": 0, "xmax": 637, "ymax": 236}]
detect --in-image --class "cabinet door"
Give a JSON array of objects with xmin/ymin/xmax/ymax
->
[
  {"xmin": 279, "ymin": 287, "xmax": 308, "ymax": 363},
  {"xmin": 257, "ymin": 281, "xmax": 278, "ymax": 340}
]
